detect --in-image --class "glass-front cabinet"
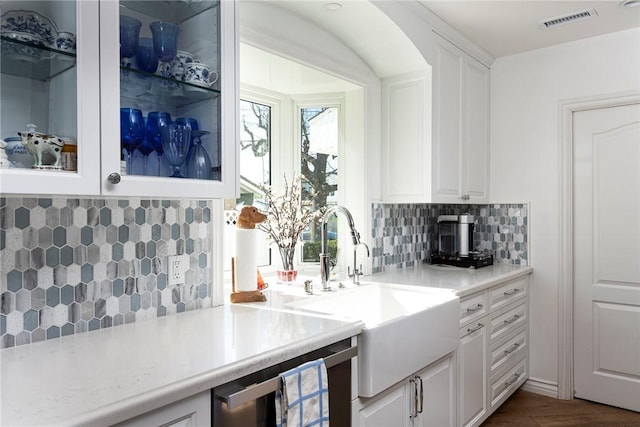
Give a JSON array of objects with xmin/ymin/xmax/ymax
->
[{"xmin": 0, "ymin": 0, "xmax": 237, "ymax": 198}]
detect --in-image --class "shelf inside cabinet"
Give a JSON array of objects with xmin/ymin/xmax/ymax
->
[
  {"xmin": 1, "ymin": 37, "xmax": 76, "ymax": 81},
  {"xmin": 121, "ymin": 66, "xmax": 220, "ymax": 108},
  {"xmin": 120, "ymin": 0, "xmax": 217, "ymax": 24}
]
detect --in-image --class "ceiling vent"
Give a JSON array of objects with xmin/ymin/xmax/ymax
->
[{"xmin": 539, "ymin": 8, "xmax": 598, "ymax": 29}]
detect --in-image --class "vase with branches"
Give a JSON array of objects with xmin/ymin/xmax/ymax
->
[{"xmin": 257, "ymin": 173, "xmax": 325, "ymax": 281}]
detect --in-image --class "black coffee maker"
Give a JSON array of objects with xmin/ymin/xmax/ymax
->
[{"xmin": 431, "ymin": 214, "xmax": 493, "ymax": 268}]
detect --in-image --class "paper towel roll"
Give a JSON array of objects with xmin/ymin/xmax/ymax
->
[{"xmin": 235, "ymin": 229, "xmax": 257, "ymax": 292}]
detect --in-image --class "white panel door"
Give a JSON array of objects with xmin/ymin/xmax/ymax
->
[
  {"xmin": 433, "ymin": 38, "xmax": 462, "ymax": 199},
  {"xmin": 462, "ymin": 59, "xmax": 489, "ymax": 202},
  {"xmin": 357, "ymin": 381, "xmax": 410, "ymax": 427},
  {"xmin": 573, "ymin": 102, "xmax": 640, "ymax": 411}
]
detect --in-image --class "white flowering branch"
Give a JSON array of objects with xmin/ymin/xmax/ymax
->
[{"xmin": 257, "ymin": 173, "xmax": 324, "ymax": 251}]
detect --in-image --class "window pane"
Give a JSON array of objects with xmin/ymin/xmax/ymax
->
[
  {"xmin": 300, "ymin": 106, "xmax": 338, "ymax": 263},
  {"xmin": 238, "ymin": 99, "xmax": 271, "ymax": 206},
  {"xmin": 224, "ymin": 99, "xmax": 271, "ymax": 269}
]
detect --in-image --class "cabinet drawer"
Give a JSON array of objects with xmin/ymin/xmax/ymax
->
[
  {"xmin": 489, "ymin": 357, "xmax": 528, "ymax": 410},
  {"xmin": 488, "ymin": 277, "xmax": 528, "ymax": 312},
  {"xmin": 459, "ymin": 292, "xmax": 488, "ymax": 327},
  {"xmin": 489, "ymin": 326, "xmax": 528, "ymax": 378},
  {"xmin": 488, "ymin": 299, "xmax": 528, "ymax": 345},
  {"xmin": 459, "ymin": 318, "xmax": 487, "ymax": 339}
]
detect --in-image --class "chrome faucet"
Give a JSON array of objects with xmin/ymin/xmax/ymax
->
[
  {"xmin": 348, "ymin": 242, "xmax": 370, "ymax": 285},
  {"xmin": 320, "ymin": 205, "xmax": 368, "ymax": 291}
]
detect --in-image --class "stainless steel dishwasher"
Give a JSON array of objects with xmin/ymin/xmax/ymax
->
[{"xmin": 212, "ymin": 339, "xmax": 356, "ymax": 426}]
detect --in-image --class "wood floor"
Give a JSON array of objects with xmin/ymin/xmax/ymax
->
[{"xmin": 481, "ymin": 389, "xmax": 640, "ymax": 426}]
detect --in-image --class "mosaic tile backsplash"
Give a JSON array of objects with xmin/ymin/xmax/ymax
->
[
  {"xmin": 0, "ymin": 197, "xmax": 212, "ymax": 349},
  {"xmin": 371, "ymin": 203, "xmax": 528, "ymax": 273}
]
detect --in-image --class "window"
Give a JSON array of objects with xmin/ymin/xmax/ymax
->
[
  {"xmin": 299, "ymin": 106, "xmax": 339, "ymax": 263},
  {"xmin": 226, "ymin": 93, "xmax": 344, "ymax": 272}
]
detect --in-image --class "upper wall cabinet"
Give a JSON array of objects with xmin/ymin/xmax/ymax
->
[
  {"xmin": 432, "ymin": 33, "xmax": 489, "ymax": 204},
  {"xmin": 381, "ymin": 70, "xmax": 433, "ymax": 203},
  {"xmin": 0, "ymin": 0, "xmax": 238, "ymax": 199},
  {"xmin": 381, "ymin": 34, "xmax": 489, "ymax": 204}
]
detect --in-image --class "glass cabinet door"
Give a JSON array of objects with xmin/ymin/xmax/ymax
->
[
  {"xmin": 100, "ymin": 0, "xmax": 235, "ymax": 198},
  {"xmin": 0, "ymin": 0, "xmax": 101, "ymax": 195},
  {"xmin": 119, "ymin": 0, "xmax": 221, "ymax": 179}
]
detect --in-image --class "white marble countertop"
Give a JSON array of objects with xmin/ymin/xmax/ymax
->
[
  {"xmin": 0, "ymin": 304, "xmax": 363, "ymax": 427},
  {"xmin": 367, "ymin": 263, "xmax": 533, "ymax": 297}
]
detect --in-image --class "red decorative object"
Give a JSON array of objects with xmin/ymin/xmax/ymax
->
[{"xmin": 276, "ymin": 270, "xmax": 298, "ymax": 283}]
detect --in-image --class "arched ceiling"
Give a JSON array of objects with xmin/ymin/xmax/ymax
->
[{"xmin": 244, "ymin": 0, "xmax": 428, "ymax": 78}]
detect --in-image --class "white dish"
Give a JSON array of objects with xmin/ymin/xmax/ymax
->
[{"xmin": 1, "ymin": 10, "xmax": 59, "ymax": 47}]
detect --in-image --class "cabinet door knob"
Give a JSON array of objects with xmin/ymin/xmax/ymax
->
[{"xmin": 107, "ymin": 173, "xmax": 121, "ymax": 184}]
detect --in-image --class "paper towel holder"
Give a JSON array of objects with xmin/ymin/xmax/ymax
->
[{"xmin": 230, "ymin": 257, "xmax": 267, "ymax": 303}]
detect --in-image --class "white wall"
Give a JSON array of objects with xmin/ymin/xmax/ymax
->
[{"xmin": 490, "ymin": 28, "xmax": 640, "ymax": 395}]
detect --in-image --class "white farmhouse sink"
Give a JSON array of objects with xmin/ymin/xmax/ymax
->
[{"xmin": 286, "ymin": 283, "xmax": 460, "ymax": 397}]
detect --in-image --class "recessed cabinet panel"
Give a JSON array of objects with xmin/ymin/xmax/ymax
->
[
  {"xmin": 488, "ymin": 277, "xmax": 527, "ymax": 312},
  {"xmin": 459, "ymin": 291, "xmax": 488, "ymax": 327},
  {"xmin": 488, "ymin": 299, "xmax": 528, "ymax": 344},
  {"xmin": 462, "ymin": 59, "xmax": 489, "ymax": 200},
  {"xmin": 381, "ymin": 71, "xmax": 432, "ymax": 203},
  {"xmin": 433, "ymin": 40, "xmax": 462, "ymax": 199}
]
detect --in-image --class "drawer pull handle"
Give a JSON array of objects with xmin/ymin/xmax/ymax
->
[
  {"xmin": 466, "ymin": 303, "xmax": 484, "ymax": 313},
  {"xmin": 504, "ymin": 372, "xmax": 521, "ymax": 387},
  {"xmin": 467, "ymin": 323, "xmax": 485, "ymax": 333},
  {"xmin": 504, "ymin": 314, "xmax": 520, "ymax": 324},
  {"xmin": 504, "ymin": 343, "xmax": 520, "ymax": 354},
  {"xmin": 504, "ymin": 288, "xmax": 520, "ymax": 296}
]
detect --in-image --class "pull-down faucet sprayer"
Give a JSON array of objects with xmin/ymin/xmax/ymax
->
[{"xmin": 320, "ymin": 205, "xmax": 367, "ymax": 291}]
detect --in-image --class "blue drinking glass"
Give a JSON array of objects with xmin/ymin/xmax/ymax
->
[
  {"xmin": 150, "ymin": 21, "xmax": 180, "ymax": 62},
  {"xmin": 161, "ymin": 124, "xmax": 191, "ymax": 178},
  {"xmin": 147, "ymin": 112, "xmax": 173, "ymax": 176},
  {"xmin": 135, "ymin": 37, "xmax": 159, "ymax": 74},
  {"xmin": 120, "ymin": 16, "xmax": 142, "ymax": 58},
  {"xmin": 146, "ymin": 111, "xmax": 172, "ymax": 155},
  {"xmin": 120, "ymin": 108, "xmax": 145, "ymax": 174}
]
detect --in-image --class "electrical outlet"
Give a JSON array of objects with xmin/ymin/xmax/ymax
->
[{"xmin": 168, "ymin": 255, "xmax": 187, "ymax": 285}]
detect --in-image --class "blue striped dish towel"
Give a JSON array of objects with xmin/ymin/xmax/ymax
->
[{"xmin": 275, "ymin": 358, "xmax": 329, "ymax": 427}]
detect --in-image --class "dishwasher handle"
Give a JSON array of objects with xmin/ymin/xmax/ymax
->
[{"xmin": 215, "ymin": 346, "xmax": 357, "ymax": 409}]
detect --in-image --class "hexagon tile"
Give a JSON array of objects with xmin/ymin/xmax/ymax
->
[
  {"xmin": 370, "ymin": 203, "xmax": 528, "ymax": 273},
  {"xmin": 0, "ymin": 197, "xmax": 213, "ymax": 349}
]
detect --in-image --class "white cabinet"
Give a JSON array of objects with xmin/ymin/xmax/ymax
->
[
  {"xmin": 1, "ymin": 0, "xmax": 238, "ymax": 199},
  {"xmin": 381, "ymin": 71, "xmax": 432, "ymax": 203},
  {"xmin": 432, "ymin": 33, "xmax": 489, "ymax": 203},
  {"xmin": 413, "ymin": 355, "xmax": 457, "ymax": 427},
  {"xmin": 457, "ymin": 274, "xmax": 530, "ymax": 427},
  {"xmin": 113, "ymin": 390, "xmax": 211, "ymax": 427},
  {"xmin": 354, "ymin": 352, "xmax": 456, "ymax": 427},
  {"xmin": 458, "ymin": 318, "xmax": 488, "ymax": 427},
  {"xmin": 356, "ymin": 380, "xmax": 411, "ymax": 427},
  {"xmin": 380, "ymin": 33, "xmax": 489, "ymax": 204}
]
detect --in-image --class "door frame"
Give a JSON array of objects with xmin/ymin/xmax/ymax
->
[{"xmin": 557, "ymin": 90, "xmax": 640, "ymax": 400}]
